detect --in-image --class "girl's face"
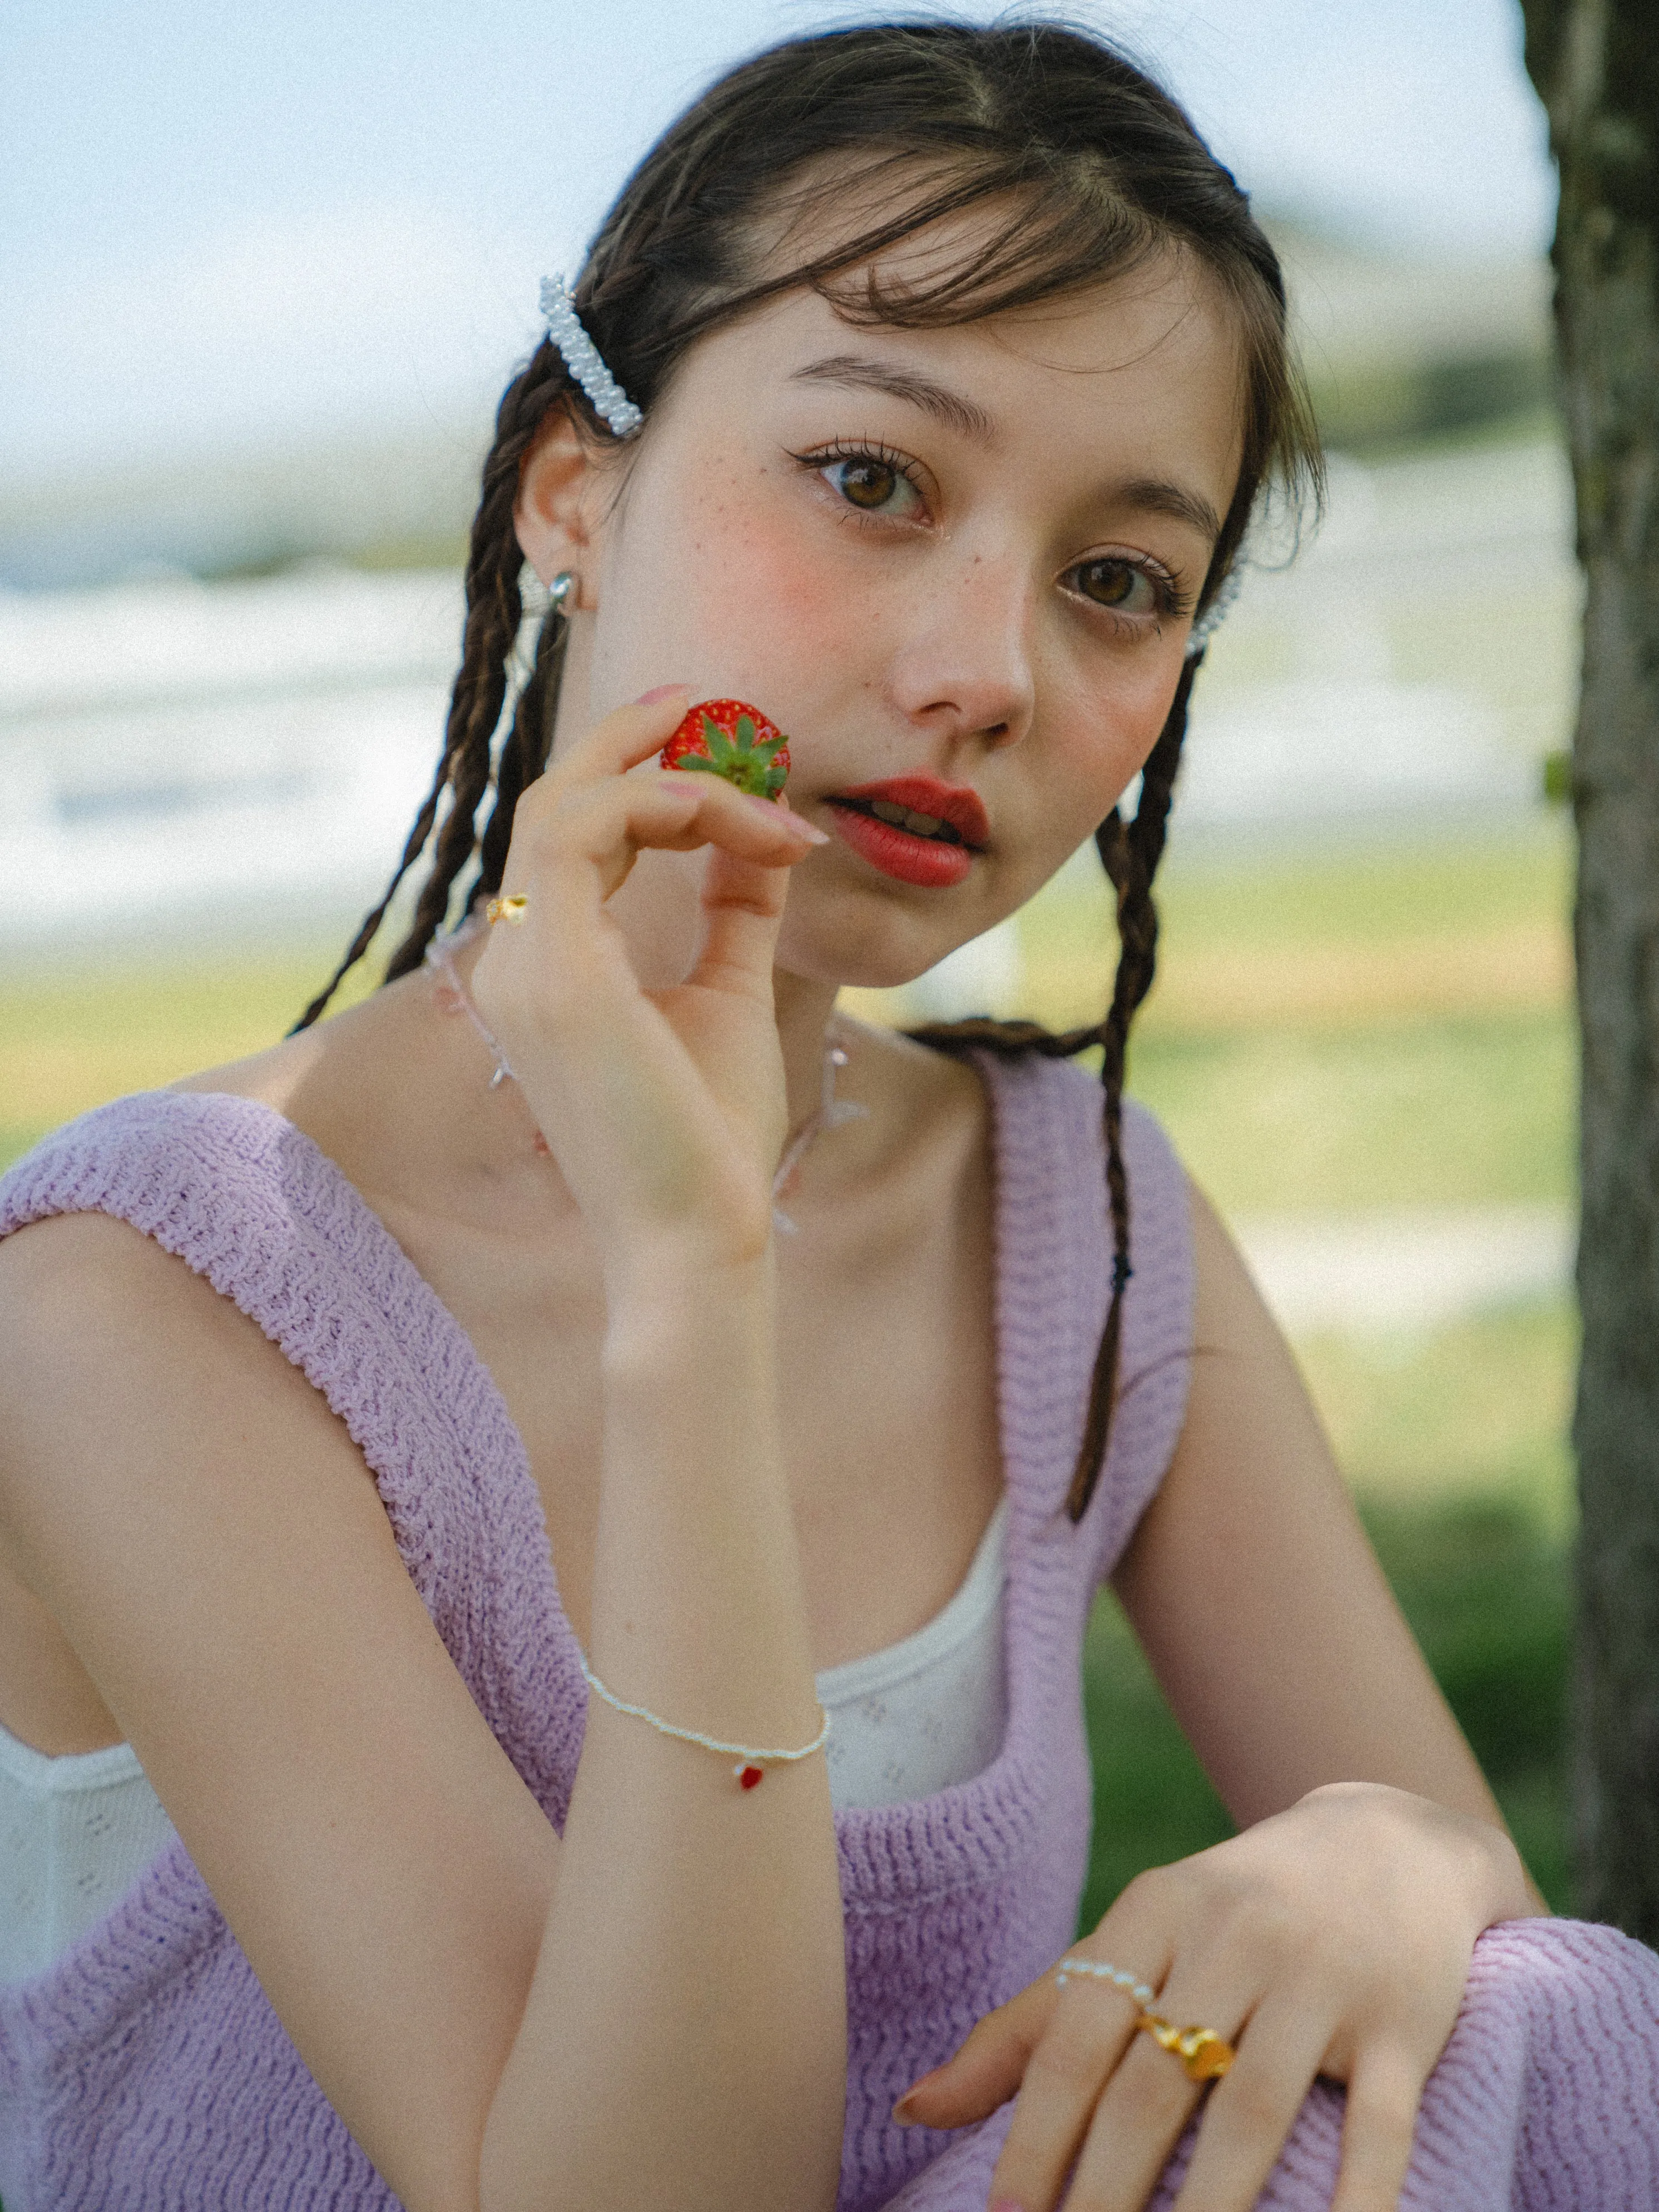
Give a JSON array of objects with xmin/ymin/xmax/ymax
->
[{"xmin": 541, "ymin": 239, "xmax": 1245, "ymax": 989}]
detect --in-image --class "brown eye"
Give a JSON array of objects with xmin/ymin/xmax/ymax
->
[
  {"xmin": 836, "ymin": 458, "xmax": 901, "ymax": 509},
  {"xmin": 1076, "ymin": 558, "xmax": 1141, "ymax": 608}
]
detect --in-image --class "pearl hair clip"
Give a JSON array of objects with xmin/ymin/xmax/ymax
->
[
  {"xmin": 1185, "ymin": 563, "xmax": 1242, "ymax": 659},
  {"xmin": 539, "ymin": 274, "xmax": 643, "ymax": 439}
]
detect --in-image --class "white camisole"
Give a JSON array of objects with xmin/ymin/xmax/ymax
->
[{"xmin": 0, "ymin": 1497, "xmax": 1008, "ymax": 1987}]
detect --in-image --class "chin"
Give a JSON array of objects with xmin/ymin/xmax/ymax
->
[{"xmin": 774, "ymin": 895, "xmax": 985, "ymax": 994}]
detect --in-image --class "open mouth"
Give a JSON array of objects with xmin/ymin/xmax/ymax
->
[
  {"xmin": 824, "ymin": 795, "xmax": 980, "ymax": 889},
  {"xmin": 830, "ymin": 795, "xmax": 972, "ymax": 847}
]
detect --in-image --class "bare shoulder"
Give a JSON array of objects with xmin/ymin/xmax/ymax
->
[
  {"xmin": 1186, "ymin": 1174, "xmax": 1276, "ymax": 1341},
  {"xmin": 0, "ymin": 1203, "xmax": 368, "ymax": 1559},
  {"xmin": 169, "ymin": 970, "xmax": 410, "ymax": 1115},
  {"xmin": 0, "ymin": 1205, "xmax": 226, "ymax": 1385},
  {"xmin": 0, "ymin": 1203, "xmax": 269, "ymax": 1363}
]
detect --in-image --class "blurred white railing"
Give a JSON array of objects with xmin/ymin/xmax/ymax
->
[{"xmin": 0, "ymin": 438, "xmax": 1574, "ymax": 963}]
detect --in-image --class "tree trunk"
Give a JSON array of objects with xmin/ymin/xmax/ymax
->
[{"xmin": 1520, "ymin": 0, "xmax": 1659, "ymax": 1938}]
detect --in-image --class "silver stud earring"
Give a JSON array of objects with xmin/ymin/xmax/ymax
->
[{"xmin": 549, "ymin": 570, "xmax": 576, "ymax": 614}]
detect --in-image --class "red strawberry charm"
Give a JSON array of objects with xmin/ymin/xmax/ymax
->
[
  {"xmin": 736, "ymin": 1763, "xmax": 765, "ymax": 1790},
  {"xmin": 660, "ymin": 698, "xmax": 790, "ymax": 801}
]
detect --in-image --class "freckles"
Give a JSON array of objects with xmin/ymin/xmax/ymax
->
[{"xmin": 695, "ymin": 511, "xmax": 851, "ymax": 648}]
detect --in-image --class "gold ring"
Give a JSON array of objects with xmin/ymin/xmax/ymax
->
[
  {"xmin": 1137, "ymin": 2011, "xmax": 1235, "ymax": 2082},
  {"xmin": 486, "ymin": 893, "xmax": 529, "ymax": 926}
]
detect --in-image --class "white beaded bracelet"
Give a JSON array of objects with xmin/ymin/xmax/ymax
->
[
  {"xmin": 539, "ymin": 274, "xmax": 644, "ymax": 439},
  {"xmin": 578, "ymin": 1652, "xmax": 830, "ymax": 1790}
]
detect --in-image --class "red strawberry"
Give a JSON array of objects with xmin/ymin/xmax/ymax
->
[{"xmin": 660, "ymin": 698, "xmax": 790, "ymax": 801}]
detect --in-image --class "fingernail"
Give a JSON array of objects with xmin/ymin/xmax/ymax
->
[
  {"xmin": 746, "ymin": 795, "xmax": 828, "ymax": 840},
  {"xmin": 635, "ymin": 682, "xmax": 690, "ymax": 705},
  {"xmin": 892, "ymin": 2094, "xmax": 920, "ymax": 2125}
]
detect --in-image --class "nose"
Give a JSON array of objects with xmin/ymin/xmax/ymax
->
[{"xmin": 883, "ymin": 547, "xmax": 1036, "ymax": 753}]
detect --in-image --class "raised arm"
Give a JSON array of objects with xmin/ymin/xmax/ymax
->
[{"xmin": 0, "ymin": 691, "xmax": 846, "ymax": 2212}]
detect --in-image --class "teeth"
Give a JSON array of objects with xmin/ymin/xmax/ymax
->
[{"xmin": 865, "ymin": 797, "xmax": 952, "ymax": 840}]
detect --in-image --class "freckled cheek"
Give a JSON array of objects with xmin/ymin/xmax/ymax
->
[
  {"xmin": 1050, "ymin": 662, "xmax": 1181, "ymax": 826},
  {"xmin": 628, "ymin": 464, "xmax": 866, "ymax": 677},
  {"xmin": 686, "ymin": 513, "xmax": 855, "ymax": 660}
]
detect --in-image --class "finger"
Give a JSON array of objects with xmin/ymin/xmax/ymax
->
[
  {"xmin": 685, "ymin": 843, "xmax": 793, "ymax": 1002},
  {"xmin": 1326, "ymin": 2047, "xmax": 1424, "ymax": 2212},
  {"xmin": 983, "ymin": 1974, "xmax": 1153, "ymax": 2212},
  {"xmin": 893, "ymin": 1980, "xmax": 1059, "ymax": 2130},
  {"xmin": 1042, "ymin": 1925, "xmax": 1273, "ymax": 2212},
  {"xmin": 542, "ymin": 684, "xmax": 693, "ymax": 793},
  {"xmin": 1164, "ymin": 1988, "xmax": 1333, "ymax": 2212},
  {"xmin": 523, "ymin": 773, "xmax": 819, "ymax": 914},
  {"xmin": 1046, "ymin": 2004, "xmax": 1216, "ymax": 2212}
]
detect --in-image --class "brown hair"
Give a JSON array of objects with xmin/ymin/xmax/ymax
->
[{"xmin": 294, "ymin": 18, "xmax": 1322, "ymax": 1520}]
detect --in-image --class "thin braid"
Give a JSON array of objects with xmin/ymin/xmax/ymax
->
[
  {"xmin": 1064, "ymin": 654, "xmax": 1196, "ymax": 1518},
  {"xmin": 380, "ymin": 347, "xmax": 569, "ymax": 982},
  {"xmin": 471, "ymin": 606, "xmax": 569, "ymax": 907},
  {"xmin": 291, "ymin": 344, "xmax": 569, "ymax": 1026},
  {"xmin": 288, "ymin": 755, "xmax": 455, "ymax": 1033},
  {"xmin": 905, "ymin": 650, "xmax": 1201, "ymax": 1524}
]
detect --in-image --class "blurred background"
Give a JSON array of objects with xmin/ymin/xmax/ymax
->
[{"xmin": 1, "ymin": 1, "xmax": 1578, "ymax": 1905}]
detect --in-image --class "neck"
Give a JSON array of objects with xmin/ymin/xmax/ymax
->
[{"xmin": 774, "ymin": 966, "xmax": 845, "ymax": 1142}]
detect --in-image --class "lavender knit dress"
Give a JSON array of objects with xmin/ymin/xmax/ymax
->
[{"xmin": 1, "ymin": 1055, "xmax": 1657, "ymax": 2212}]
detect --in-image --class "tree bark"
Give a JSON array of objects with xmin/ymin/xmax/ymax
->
[{"xmin": 1520, "ymin": 0, "xmax": 1659, "ymax": 1938}]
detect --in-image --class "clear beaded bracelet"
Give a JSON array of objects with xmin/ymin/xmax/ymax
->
[{"xmin": 578, "ymin": 1652, "xmax": 830, "ymax": 1790}]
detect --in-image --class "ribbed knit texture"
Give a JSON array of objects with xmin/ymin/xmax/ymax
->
[{"xmin": 1, "ymin": 1061, "xmax": 1657, "ymax": 2211}]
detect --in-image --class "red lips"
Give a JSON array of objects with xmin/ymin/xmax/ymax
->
[
  {"xmin": 836, "ymin": 776, "xmax": 990, "ymax": 849},
  {"xmin": 825, "ymin": 774, "xmax": 989, "ymax": 891}
]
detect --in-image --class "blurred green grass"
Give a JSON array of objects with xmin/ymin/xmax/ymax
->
[
  {"xmin": 1080, "ymin": 1375, "xmax": 1575, "ymax": 1926},
  {"xmin": 0, "ymin": 942, "xmax": 375, "ymax": 1175},
  {"xmin": 1014, "ymin": 816, "xmax": 1574, "ymax": 1215},
  {"xmin": 0, "ymin": 822, "xmax": 1579, "ymax": 1917},
  {"xmin": 1068, "ymin": 818, "xmax": 1578, "ymax": 1921}
]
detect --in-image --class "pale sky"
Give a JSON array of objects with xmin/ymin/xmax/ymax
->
[{"xmin": 1, "ymin": 0, "xmax": 1553, "ymax": 478}]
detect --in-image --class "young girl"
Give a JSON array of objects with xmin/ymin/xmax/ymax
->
[{"xmin": 2, "ymin": 22, "xmax": 1657, "ymax": 2212}]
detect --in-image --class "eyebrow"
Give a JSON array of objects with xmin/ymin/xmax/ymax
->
[
  {"xmin": 789, "ymin": 354, "xmax": 997, "ymax": 442},
  {"xmin": 789, "ymin": 354, "xmax": 1224, "ymax": 546},
  {"xmin": 1112, "ymin": 477, "xmax": 1224, "ymax": 547}
]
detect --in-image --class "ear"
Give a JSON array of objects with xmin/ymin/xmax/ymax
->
[{"xmin": 514, "ymin": 405, "xmax": 607, "ymax": 595}]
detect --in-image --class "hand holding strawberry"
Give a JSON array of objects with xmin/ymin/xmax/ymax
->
[
  {"xmin": 661, "ymin": 699, "xmax": 790, "ymax": 801},
  {"xmin": 470, "ymin": 689, "xmax": 822, "ymax": 1284}
]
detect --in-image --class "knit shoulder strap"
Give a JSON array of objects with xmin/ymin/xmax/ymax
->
[
  {"xmin": 0, "ymin": 1090, "xmax": 578, "ymax": 1819},
  {"xmin": 976, "ymin": 1052, "xmax": 1194, "ymax": 1579}
]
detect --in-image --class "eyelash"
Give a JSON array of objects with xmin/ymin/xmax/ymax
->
[
  {"xmin": 788, "ymin": 438, "xmax": 1192, "ymax": 634},
  {"xmin": 791, "ymin": 438, "xmax": 929, "ymax": 517}
]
